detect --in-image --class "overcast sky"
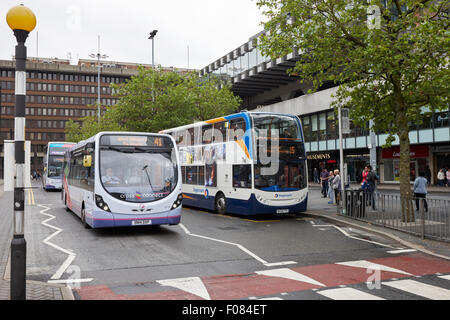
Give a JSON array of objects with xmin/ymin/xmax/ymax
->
[{"xmin": 0, "ymin": 0, "xmax": 267, "ymax": 69}]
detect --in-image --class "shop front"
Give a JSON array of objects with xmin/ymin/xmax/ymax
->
[
  {"xmin": 381, "ymin": 145, "xmax": 430, "ymax": 183},
  {"xmin": 344, "ymin": 149, "xmax": 370, "ymax": 183},
  {"xmin": 307, "ymin": 151, "xmax": 340, "ymax": 182}
]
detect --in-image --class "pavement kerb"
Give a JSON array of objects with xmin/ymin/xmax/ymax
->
[{"xmin": 303, "ymin": 209, "xmax": 450, "ymax": 261}]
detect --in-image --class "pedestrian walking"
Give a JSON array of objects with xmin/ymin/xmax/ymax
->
[
  {"xmin": 361, "ymin": 166, "xmax": 369, "ymax": 185},
  {"xmin": 332, "ymin": 169, "xmax": 341, "ymax": 205},
  {"xmin": 327, "ymin": 171, "xmax": 334, "ymax": 204},
  {"xmin": 425, "ymin": 166, "xmax": 431, "ymax": 185},
  {"xmin": 313, "ymin": 168, "xmax": 319, "ymax": 184},
  {"xmin": 413, "ymin": 171, "xmax": 428, "ymax": 212},
  {"xmin": 320, "ymin": 168, "xmax": 329, "ymax": 198},
  {"xmin": 365, "ymin": 165, "xmax": 378, "ymax": 210},
  {"xmin": 437, "ymin": 169, "xmax": 445, "ymax": 187},
  {"xmin": 446, "ymin": 169, "xmax": 450, "ymax": 187}
]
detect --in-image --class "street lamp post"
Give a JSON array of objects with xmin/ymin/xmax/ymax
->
[
  {"xmin": 89, "ymin": 35, "xmax": 108, "ymax": 123},
  {"xmin": 148, "ymin": 30, "xmax": 158, "ymax": 68},
  {"xmin": 6, "ymin": 4, "xmax": 36, "ymax": 300}
]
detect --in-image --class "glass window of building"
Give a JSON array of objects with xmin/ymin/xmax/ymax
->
[
  {"xmin": 249, "ymin": 49, "xmax": 257, "ymax": 68},
  {"xmin": 302, "ymin": 116, "xmax": 310, "ymax": 142},
  {"xmin": 326, "ymin": 111, "xmax": 337, "ymax": 139},
  {"xmin": 319, "ymin": 113, "xmax": 326, "ymax": 140},
  {"xmin": 311, "ymin": 114, "xmax": 318, "ymax": 141},
  {"xmin": 241, "ymin": 51, "xmax": 249, "ymax": 72}
]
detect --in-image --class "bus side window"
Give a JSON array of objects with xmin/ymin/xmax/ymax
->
[
  {"xmin": 202, "ymin": 125, "xmax": 213, "ymax": 145},
  {"xmin": 228, "ymin": 119, "xmax": 246, "ymax": 141},
  {"xmin": 233, "ymin": 164, "xmax": 251, "ymax": 188},
  {"xmin": 187, "ymin": 128, "xmax": 194, "ymax": 146},
  {"xmin": 213, "ymin": 122, "xmax": 226, "ymax": 143}
]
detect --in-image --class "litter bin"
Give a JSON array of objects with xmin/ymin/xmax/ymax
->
[{"xmin": 345, "ymin": 189, "xmax": 366, "ymax": 218}]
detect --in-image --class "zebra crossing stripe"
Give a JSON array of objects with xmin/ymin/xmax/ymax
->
[
  {"xmin": 383, "ymin": 279, "xmax": 450, "ymax": 300},
  {"xmin": 316, "ymin": 287, "xmax": 385, "ymax": 300}
]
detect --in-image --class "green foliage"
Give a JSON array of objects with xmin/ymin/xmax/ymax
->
[
  {"xmin": 108, "ymin": 67, "xmax": 241, "ymax": 132},
  {"xmin": 64, "ymin": 111, "xmax": 125, "ymax": 142},
  {"xmin": 257, "ymin": 0, "xmax": 449, "ymax": 138},
  {"xmin": 65, "ymin": 67, "xmax": 241, "ymax": 142}
]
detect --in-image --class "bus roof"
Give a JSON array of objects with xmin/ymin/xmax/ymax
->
[{"xmin": 160, "ymin": 111, "xmax": 300, "ymax": 134}]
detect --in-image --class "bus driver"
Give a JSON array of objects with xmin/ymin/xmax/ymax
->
[{"xmin": 102, "ymin": 167, "xmax": 121, "ymax": 184}]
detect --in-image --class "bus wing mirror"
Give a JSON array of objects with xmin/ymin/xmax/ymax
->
[{"xmin": 83, "ymin": 155, "xmax": 92, "ymax": 167}]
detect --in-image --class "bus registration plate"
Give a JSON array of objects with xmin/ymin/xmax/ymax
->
[
  {"xmin": 276, "ymin": 209, "xmax": 289, "ymax": 214},
  {"xmin": 132, "ymin": 219, "xmax": 152, "ymax": 226}
]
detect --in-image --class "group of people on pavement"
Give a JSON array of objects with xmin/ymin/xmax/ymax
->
[
  {"xmin": 31, "ymin": 170, "xmax": 41, "ymax": 181},
  {"xmin": 319, "ymin": 168, "xmax": 342, "ymax": 205},
  {"xmin": 315, "ymin": 163, "xmax": 436, "ymax": 213},
  {"xmin": 318, "ymin": 165, "xmax": 379, "ymax": 208},
  {"xmin": 437, "ymin": 167, "xmax": 450, "ymax": 187}
]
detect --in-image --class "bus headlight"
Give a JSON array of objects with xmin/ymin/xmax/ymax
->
[
  {"xmin": 95, "ymin": 194, "xmax": 111, "ymax": 212},
  {"xmin": 171, "ymin": 194, "xmax": 183, "ymax": 210}
]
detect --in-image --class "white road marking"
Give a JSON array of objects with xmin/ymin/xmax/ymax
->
[
  {"xmin": 336, "ymin": 260, "xmax": 412, "ymax": 276},
  {"xmin": 38, "ymin": 204, "xmax": 77, "ymax": 281},
  {"xmin": 317, "ymin": 287, "xmax": 385, "ymax": 300},
  {"xmin": 258, "ymin": 297, "xmax": 284, "ymax": 300},
  {"xmin": 179, "ymin": 223, "xmax": 296, "ymax": 267},
  {"xmin": 383, "ymin": 279, "xmax": 450, "ymax": 300},
  {"xmin": 387, "ymin": 249, "xmax": 417, "ymax": 254},
  {"xmin": 438, "ymin": 275, "xmax": 450, "ymax": 281},
  {"xmin": 255, "ymin": 268, "xmax": 325, "ymax": 287},
  {"xmin": 332, "ymin": 225, "xmax": 397, "ymax": 249},
  {"xmin": 157, "ymin": 276, "xmax": 211, "ymax": 300},
  {"xmin": 47, "ymin": 278, "xmax": 94, "ymax": 284}
]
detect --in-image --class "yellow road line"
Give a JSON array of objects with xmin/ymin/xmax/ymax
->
[
  {"xmin": 242, "ymin": 219, "xmax": 280, "ymax": 223},
  {"xmin": 30, "ymin": 188, "xmax": 35, "ymax": 205},
  {"xmin": 27, "ymin": 189, "xmax": 31, "ymax": 205}
]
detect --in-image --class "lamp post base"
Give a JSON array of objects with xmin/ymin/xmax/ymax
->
[{"xmin": 10, "ymin": 235, "xmax": 26, "ymax": 300}]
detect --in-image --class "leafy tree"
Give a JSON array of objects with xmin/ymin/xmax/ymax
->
[
  {"xmin": 257, "ymin": 0, "xmax": 449, "ymax": 220},
  {"xmin": 65, "ymin": 67, "xmax": 241, "ymax": 142},
  {"xmin": 64, "ymin": 111, "xmax": 125, "ymax": 142},
  {"xmin": 108, "ymin": 66, "xmax": 241, "ymax": 132}
]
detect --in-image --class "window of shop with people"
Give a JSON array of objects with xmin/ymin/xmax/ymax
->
[{"xmin": 382, "ymin": 145, "xmax": 430, "ymax": 182}]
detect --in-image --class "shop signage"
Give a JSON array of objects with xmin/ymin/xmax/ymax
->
[
  {"xmin": 307, "ymin": 153, "xmax": 331, "ymax": 160},
  {"xmin": 382, "ymin": 145, "xmax": 429, "ymax": 159}
]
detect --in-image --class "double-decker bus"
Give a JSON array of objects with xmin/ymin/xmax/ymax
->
[
  {"xmin": 42, "ymin": 142, "xmax": 76, "ymax": 190},
  {"xmin": 161, "ymin": 112, "xmax": 308, "ymax": 215},
  {"xmin": 62, "ymin": 132, "xmax": 182, "ymax": 228}
]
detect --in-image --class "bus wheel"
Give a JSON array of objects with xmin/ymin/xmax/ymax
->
[
  {"xmin": 81, "ymin": 208, "xmax": 91, "ymax": 229},
  {"xmin": 215, "ymin": 193, "xmax": 227, "ymax": 215}
]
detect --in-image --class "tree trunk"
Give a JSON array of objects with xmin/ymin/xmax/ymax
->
[{"xmin": 394, "ymin": 90, "xmax": 414, "ymax": 222}]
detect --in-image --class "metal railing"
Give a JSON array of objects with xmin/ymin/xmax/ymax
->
[{"xmin": 339, "ymin": 189, "xmax": 450, "ymax": 242}]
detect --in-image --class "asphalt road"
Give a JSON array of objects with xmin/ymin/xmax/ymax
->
[{"xmin": 11, "ymin": 180, "xmax": 450, "ymax": 300}]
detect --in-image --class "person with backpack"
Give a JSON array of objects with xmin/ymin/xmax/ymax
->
[{"xmin": 365, "ymin": 165, "xmax": 378, "ymax": 210}]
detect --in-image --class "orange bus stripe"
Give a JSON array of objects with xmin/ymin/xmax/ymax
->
[{"xmin": 205, "ymin": 117, "xmax": 226, "ymax": 124}]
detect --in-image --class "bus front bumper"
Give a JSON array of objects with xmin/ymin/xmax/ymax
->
[{"xmin": 86, "ymin": 206, "xmax": 182, "ymax": 228}]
